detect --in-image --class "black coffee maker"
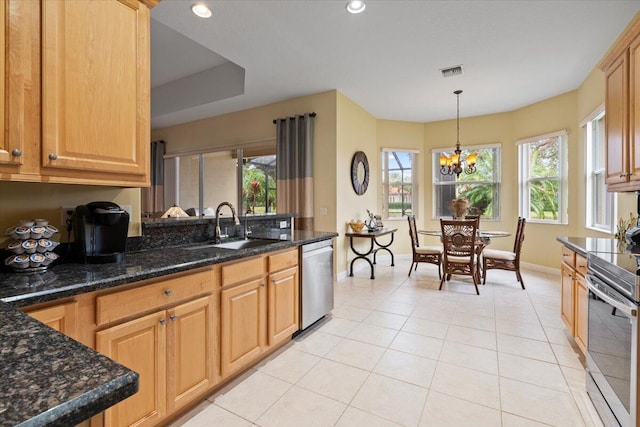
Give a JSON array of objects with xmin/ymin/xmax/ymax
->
[{"xmin": 72, "ymin": 201, "xmax": 129, "ymax": 263}]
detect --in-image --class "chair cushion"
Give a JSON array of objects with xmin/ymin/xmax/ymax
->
[
  {"xmin": 483, "ymin": 248, "xmax": 516, "ymax": 261},
  {"xmin": 446, "ymin": 255, "xmax": 474, "ymax": 263},
  {"xmin": 416, "ymin": 246, "xmax": 441, "ymax": 255}
]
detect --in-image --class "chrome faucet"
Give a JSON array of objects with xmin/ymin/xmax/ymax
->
[{"xmin": 215, "ymin": 202, "xmax": 240, "ymax": 244}]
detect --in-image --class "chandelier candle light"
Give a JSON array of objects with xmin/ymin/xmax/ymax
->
[{"xmin": 439, "ymin": 90, "xmax": 477, "ymax": 177}]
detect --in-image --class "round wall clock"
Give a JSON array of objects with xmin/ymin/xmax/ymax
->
[{"xmin": 351, "ymin": 151, "xmax": 369, "ymax": 195}]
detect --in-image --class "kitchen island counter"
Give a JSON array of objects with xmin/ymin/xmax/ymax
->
[{"xmin": 0, "ymin": 302, "xmax": 138, "ymax": 426}]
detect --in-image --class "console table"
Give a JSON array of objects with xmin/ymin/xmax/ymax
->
[{"xmin": 345, "ymin": 228, "xmax": 397, "ymax": 279}]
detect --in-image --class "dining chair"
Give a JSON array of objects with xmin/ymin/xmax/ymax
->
[
  {"xmin": 407, "ymin": 215, "xmax": 442, "ymax": 278},
  {"xmin": 482, "ymin": 217, "xmax": 526, "ymax": 289},
  {"xmin": 439, "ymin": 218, "xmax": 481, "ymax": 295}
]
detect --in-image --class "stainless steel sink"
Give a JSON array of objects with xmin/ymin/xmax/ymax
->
[{"xmin": 184, "ymin": 239, "xmax": 275, "ymax": 251}]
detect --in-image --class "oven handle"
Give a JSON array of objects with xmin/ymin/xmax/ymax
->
[{"xmin": 586, "ymin": 274, "xmax": 638, "ymax": 317}]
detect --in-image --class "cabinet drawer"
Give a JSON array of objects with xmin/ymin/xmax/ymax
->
[
  {"xmin": 575, "ymin": 254, "xmax": 588, "ymax": 276},
  {"xmin": 96, "ymin": 269, "xmax": 215, "ymax": 326},
  {"xmin": 221, "ymin": 257, "xmax": 264, "ymax": 287},
  {"xmin": 268, "ymin": 249, "xmax": 298, "ymax": 273},
  {"xmin": 561, "ymin": 246, "xmax": 575, "ymax": 268}
]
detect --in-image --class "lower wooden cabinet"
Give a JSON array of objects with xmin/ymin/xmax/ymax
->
[
  {"xmin": 167, "ymin": 296, "xmax": 216, "ymax": 412},
  {"xmin": 559, "ymin": 246, "xmax": 588, "ymax": 354},
  {"xmin": 574, "ymin": 274, "xmax": 588, "ymax": 353},
  {"xmin": 220, "ymin": 278, "xmax": 267, "ymax": 378},
  {"xmin": 97, "ymin": 310, "xmax": 167, "ymax": 427},
  {"xmin": 24, "ymin": 300, "xmax": 79, "ymax": 340},
  {"xmin": 97, "ymin": 295, "xmax": 216, "ymax": 427},
  {"xmin": 268, "ymin": 266, "xmax": 299, "ymax": 346},
  {"xmin": 560, "ymin": 262, "xmax": 575, "ymax": 334}
]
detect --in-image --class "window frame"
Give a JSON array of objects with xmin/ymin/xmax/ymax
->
[
  {"xmin": 381, "ymin": 148, "xmax": 419, "ymax": 221},
  {"xmin": 583, "ymin": 106, "xmax": 615, "ymax": 233},
  {"xmin": 431, "ymin": 143, "xmax": 502, "ymax": 221},
  {"xmin": 517, "ymin": 130, "xmax": 568, "ymax": 224}
]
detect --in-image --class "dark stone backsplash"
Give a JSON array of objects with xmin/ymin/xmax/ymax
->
[{"xmin": 128, "ymin": 214, "xmax": 295, "ymax": 252}]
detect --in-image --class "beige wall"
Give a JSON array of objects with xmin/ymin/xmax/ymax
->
[
  {"xmin": 335, "ymin": 92, "xmax": 378, "ymax": 273},
  {"xmin": 0, "ymin": 182, "xmax": 141, "ymax": 243},
  {"xmin": 377, "ymin": 119, "xmax": 426, "ymax": 253}
]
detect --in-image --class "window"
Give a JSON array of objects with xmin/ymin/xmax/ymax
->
[
  {"xmin": 432, "ymin": 144, "xmax": 501, "ymax": 220},
  {"xmin": 243, "ymin": 155, "xmax": 277, "ymax": 215},
  {"xmin": 518, "ymin": 130, "xmax": 568, "ymax": 223},
  {"xmin": 584, "ymin": 108, "xmax": 615, "ymax": 232},
  {"xmin": 382, "ymin": 149, "xmax": 418, "ymax": 219}
]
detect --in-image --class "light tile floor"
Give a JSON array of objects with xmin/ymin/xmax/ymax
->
[{"xmin": 171, "ymin": 259, "xmax": 605, "ymax": 427}]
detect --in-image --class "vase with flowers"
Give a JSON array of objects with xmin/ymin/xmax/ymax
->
[{"xmin": 449, "ymin": 198, "xmax": 469, "ymax": 219}]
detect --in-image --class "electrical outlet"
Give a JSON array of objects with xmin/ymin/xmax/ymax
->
[
  {"xmin": 60, "ymin": 206, "xmax": 75, "ymax": 229},
  {"xmin": 279, "ymin": 221, "xmax": 288, "ymax": 229}
]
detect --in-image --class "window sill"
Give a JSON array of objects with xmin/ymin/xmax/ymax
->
[{"xmin": 585, "ymin": 225, "xmax": 614, "ymax": 235}]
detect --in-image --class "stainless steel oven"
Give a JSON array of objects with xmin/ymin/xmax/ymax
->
[{"xmin": 586, "ymin": 251, "xmax": 639, "ymax": 427}]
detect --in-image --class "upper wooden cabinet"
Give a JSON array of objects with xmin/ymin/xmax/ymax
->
[
  {"xmin": 600, "ymin": 14, "xmax": 640, "ymax": 191},
  {"xmin": 0, "ymin": 0, "xmax": 153, "ymax": 187}
]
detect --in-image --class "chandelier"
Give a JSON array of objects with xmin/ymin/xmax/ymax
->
[{"xmin": 439, "ymin": 90, "xmax": 477, "ymax": 177}]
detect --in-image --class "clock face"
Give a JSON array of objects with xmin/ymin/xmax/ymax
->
[{"xmin": 351, "ymin": 151, "xmax": 369, "ymax": 195}]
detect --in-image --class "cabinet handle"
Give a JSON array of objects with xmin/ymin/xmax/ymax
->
[
  {"xmin": 48, "ymin": 153, "xmax": 58, "ymax": 160},
  {"xmin": 261, "ymin": 283, "xmax": 266, "ymax": 287},
  {"xmin": 620, "ymin": 173, "xmax": 632, "ymax": 178},
  {"xmin": 170, "ymin": 315, "xmax": 177, "ymax": 321},
  {"xmin": 159, "ymin": 319, "xmax": 167, "ymax": 325},
  {"xmin": 164, "ymin": 289, "xmax": 172, "ymax": 296},
  {"xmin": 11, "ymin": 149, "xmax": 21, "ymax": 157}
]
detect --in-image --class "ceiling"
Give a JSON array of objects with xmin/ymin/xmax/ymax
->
[{"xmin": 149, "ymin": 1, "xmax": 640, "ymax": 130}]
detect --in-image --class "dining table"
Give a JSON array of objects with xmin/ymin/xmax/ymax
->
[{"xmin": 418, "ymin": 229, "xmax": 511, "ymax": 277}]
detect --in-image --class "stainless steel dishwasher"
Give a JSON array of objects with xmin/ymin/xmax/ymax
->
[{"xmin": 300, "ymin": 239, "xmax": 334, "ymax": 330}]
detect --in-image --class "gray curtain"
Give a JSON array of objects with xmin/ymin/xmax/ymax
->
[
  {"xmin": 275, "ymin": 113, "xmax": 315, "ymax": 230},
  {"xmin": 142, "ymin": 140, "xmax": 165, "ymax": 215}
]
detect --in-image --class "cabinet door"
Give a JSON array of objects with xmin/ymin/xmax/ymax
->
[
  {"xmin": 560, "ymin": 263, "xmax": 575, "ymax": 334},
  {"xmin": 220, "ymin": 278, "xmax": 266, "ymax": 378},
  {"xmin": 604, "ymin": 53, "xmax": 629, "ymax": 185},
  {"xmin": 0, "ymin": 0, "xmax": 39, "ymax": 170},
  {"xmin": 268, "ymin": 266, "xmax": 299, "ymax": 346},
  {"xmin": 630, "ymin": 33, "xmax": 640, "ymax": 182},
  {"xmin": 25, "ymin": 301, "xmax": 79, "ymax": 340},
  {"xmin": 574, "ymin": 274, "xmax": 588, "ymax": 354},
  {"xmin": 41, "ymin": 0, "xmax": 149, "ymax": 183},
  {"xmin": 97, "ymin": 311, "xmax": 166, "ymax": 427},
  {"xmin": 167, "ymin": 295, "xmax": 217, "ymax": 412}
]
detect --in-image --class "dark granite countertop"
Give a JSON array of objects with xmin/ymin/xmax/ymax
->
[
  {"xmin": 0, "ymin": 302, "xmax": 138, "ymax": 426},
  {"xmin": 0, "ymin": 230, "xmax": 336, "ymax": 426},
  {"xmin": 556, "ymin": 236, "xmax": 624, "ymax": 257}
]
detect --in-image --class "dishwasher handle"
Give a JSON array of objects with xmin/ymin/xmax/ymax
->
[
  {"xmin": 302, "ymin": 245, "xmax": 333, "ymax": 259},
  {"xmin": 586, "ymin": 274, "xmax": 637, "ymax": 317}
]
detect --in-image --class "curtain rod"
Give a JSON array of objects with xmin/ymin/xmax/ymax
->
[{"xmin": 272, "ymin": 112, "xmax": 316, "ymax": 124}]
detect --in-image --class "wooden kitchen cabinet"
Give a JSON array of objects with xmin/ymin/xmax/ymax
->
[
  {"xmin": 220, "ymin": 249, "xmax": 300, "ymax": 378},
  {"xmin": 97, "ymin": 311, "xmax": 167, "ymax": 427},
  {"xmin": 267, "ymin": 250, "xmax": 299, "ymax": 346},
  {"xmin": 560, "ymin": 262, "xmax": 575, "ymax": 334},
  {"xmin": 220, "ymin": 256, "xmax": 267, "ymax": 378},
  {"xmin": 0, "ymin": 0, "xmax": 155, "ymax": 187},
  {"xmin": 167, "ymin": 295, "xmax": 216, "ymax": 412},
  {"xmin": 95, "ymin": 267, "xmax": 217, "ymax": 427},
  {"xmin": 23, "ymin": 300, "xmax": 79, "ymax": 340},
  {"xmin": 559, "ymin": 245, "xmax": 588, "ymax": 354},
  {"xmin": 600, "ymin": 14, "xmax": 640, "ymax": 191}
]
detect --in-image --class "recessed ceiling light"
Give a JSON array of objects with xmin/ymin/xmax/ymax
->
[
  {"xmin": 191, "ymin": 3, "xmax": 212, "ymax": 18},
  {"xmin": 346, "ymin": 0, "xmax": 366, "ymax": 14}
]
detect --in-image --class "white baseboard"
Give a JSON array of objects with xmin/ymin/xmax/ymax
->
[{"xmin": 521, "ymin": 261, "xmax": 560, "ymax": 276}]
